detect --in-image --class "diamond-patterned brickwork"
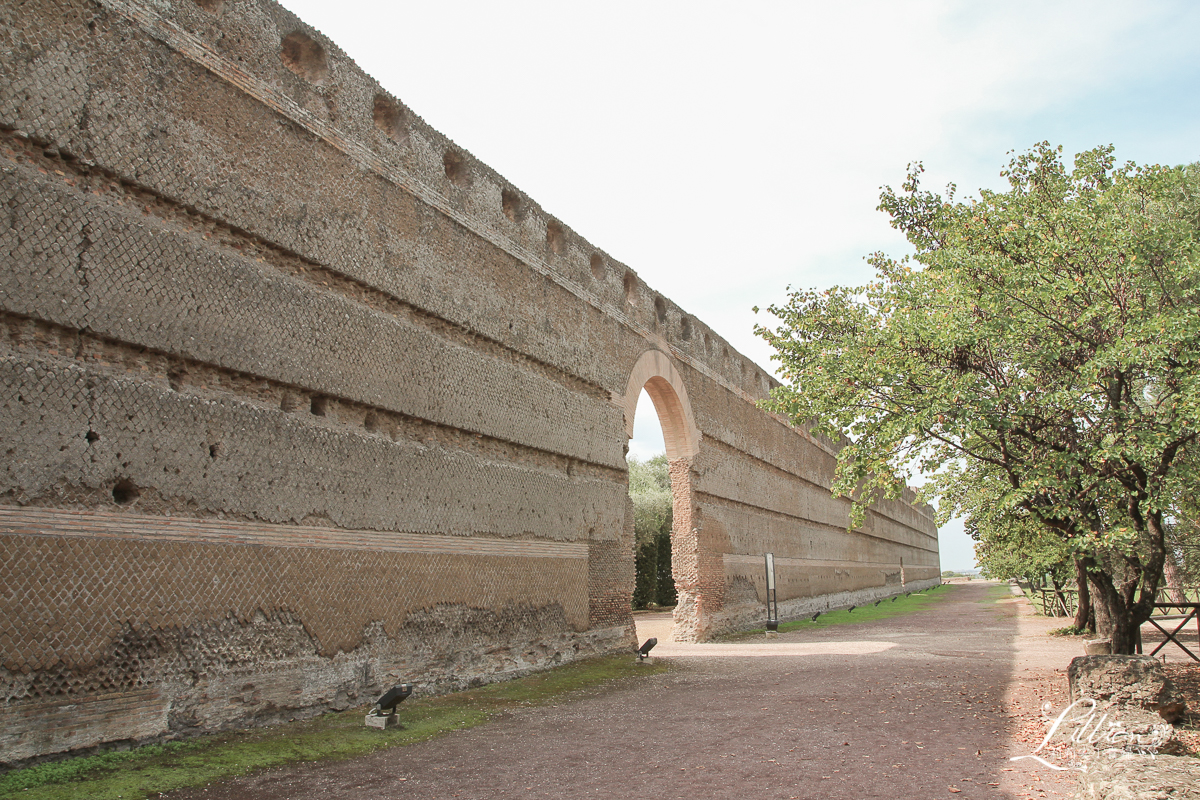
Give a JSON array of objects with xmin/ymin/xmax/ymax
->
[{"xmin": 0, "ymin": 530, "xmax": 588, "ymax": 682}]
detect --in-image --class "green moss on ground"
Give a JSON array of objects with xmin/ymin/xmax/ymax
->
[
  {"xmin": 729, "ymin": 583, "xmax": 961, "ymax": 638},
  {"xmin": 0, "ymin": 654, "xmax": 667, "ymax": 800}
]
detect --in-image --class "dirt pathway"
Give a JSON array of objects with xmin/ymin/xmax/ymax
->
[{"xmin": 170, "ymin": 582, "xmax": 1088, "ymax": 800}]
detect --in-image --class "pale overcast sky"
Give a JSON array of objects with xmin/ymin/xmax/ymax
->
[{"xmin": 279, "ymin": 0, "xmax": 1200, "ymax": 571}]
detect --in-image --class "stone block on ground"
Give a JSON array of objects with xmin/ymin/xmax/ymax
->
[
  {"xmin": 1068, "ymin": 656, "xmax": 1187, "ymax": 723},
  {"xmin": 364, "ymin": 712, "xmax": 399, "ymax": 729}
]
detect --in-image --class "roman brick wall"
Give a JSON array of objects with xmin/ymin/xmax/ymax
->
[{"xmin": 0, "ymin": 0, "xmax": 939, "ymax": 763}]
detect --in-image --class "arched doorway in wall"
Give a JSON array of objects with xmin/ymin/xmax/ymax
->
[
  {"xmin": 627, "ymin": 389, "xmax": 675, "ymax": 639},
  {"xmin": 621, "ymin": 350, "xmax": 706, "ymax": 642}
]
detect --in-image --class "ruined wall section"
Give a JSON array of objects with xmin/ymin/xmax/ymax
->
[
  {"xmin": 0, "ymin": 0, "xmax": 938, "ymax": 761},
  {"xmin": 0, "ymin": 0, "xmax": 653, "ymax": 761},
  {"xmin": 0, "ymin": 0, "xmax": 789, "ymax": 760},
  {"xmin": 677, "ymin": 357, "xmax": 941, "ymax": 632}
]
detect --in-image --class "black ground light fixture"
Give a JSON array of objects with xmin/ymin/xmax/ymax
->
[
  {"xmin": 364, "ymin": 683, "xmax": 413, "ymax": 729},
  {"xmin": 374, "ymin": 683, "xmax": 413, "ymax": 713},
  {"xmin": 637, "ymin": 638, "xmax": 658, "ymax": 661},
  {"xmin": 764, "ymin": 552, "xmax": 779, "ymax": 632}
]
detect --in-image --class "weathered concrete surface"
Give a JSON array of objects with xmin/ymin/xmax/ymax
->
[
  {"xmin": 0, "ymin": 0, "xmax": 939, "ymax": 760},
  {"xmin": 1069, "ymin": 656, "xmax": 1188, "ymax": 723},
  {"xmin": 1076, "ymin": 753, "xmax": 1200, "ymax": 800}
]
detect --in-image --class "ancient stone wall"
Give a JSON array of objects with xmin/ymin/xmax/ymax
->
[{"xmin": 0, "ymin": 0, "xmax": 938, "ymax": 762}]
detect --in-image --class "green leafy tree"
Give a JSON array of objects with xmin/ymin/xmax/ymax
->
[
  {"xmin": 968, "ymin": 489, "xmax": 1092, "ymax": 628},
  {"xmin": 956, "ymin": 464, "xmax": 1093, "ymax": 629},
  {"xmin": 1165, "ymin": 460, "xmax": 1200, "ymax": 597},
  {"xmin": 756, "ymin": 143, "xmax": 1200, "ymax": 653},
  {"xmin": 628, "ymin": 454, "xmax": 676, "ymax": 608}
]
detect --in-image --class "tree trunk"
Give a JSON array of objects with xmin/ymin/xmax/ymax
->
[
  {"xmin": 1080, "ymin": 508, "xmax": 1170, "ymax": 654},
  {"xmin": 1164, "ymin": 548, "xmax": 1187, "ymax": 604},
  {"xmin": 1072, "ymin": 557, "xmax": 1092, "ymax": 632},
  {"xmin": 1088, "ymin": 569, "xmax": 1140, "ymax": 654}
]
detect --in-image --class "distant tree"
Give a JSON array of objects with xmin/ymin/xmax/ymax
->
[
  {"xmin": 756, "ymin": 143, "xmax": 1200, "ymax": 653},
  {"xmin": 1165, "ymin": 460, "xmax": 1200, "ymax": 597},
  {"xmin": 628, "ymin": 454, "xmax": 675, "ymax": 608}
]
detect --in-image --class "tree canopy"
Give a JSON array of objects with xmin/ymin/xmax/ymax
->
[
  {"xmin": 628, "ymin": 453, "xmax": 672, "ymax": 547},
  {"xmin": 628, "ymin": 454, "xmax": 676, "ymax": 609},
  {"xmin": 756, "ymin": 143, "xmax": 1200, "ymax": 651}
]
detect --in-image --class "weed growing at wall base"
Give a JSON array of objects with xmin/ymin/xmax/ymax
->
[{"xmin": 0, "ymin": 655, "xmax": 668, "ymax": 800}]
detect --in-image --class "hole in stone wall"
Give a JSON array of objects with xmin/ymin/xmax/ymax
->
[
  {"xmin": 194, "ymin": 0, "xmax": 224, "ymax": 12},
  {"xmin": 372, "ymin": 94, "xmax": 406, "ymax": 142},
  {"xmin": 310, "ymin": 395, "xmax": 328, "ymax": 416},
  {"xmin": 281, "ymin": 392, "xmax": 299, "ymax": 412},
  {"xmin": 624, "ymin": 272, "xmax": 638, "ymax": 306},
  {"xmin": 280, "ymin": 32, "xmax": 329, "ymax": 84},
  {"xmin": 654, "ymin": 297, "xmax": 667, "ymax": 326},
  {"xmin": 546, "ymin": 220, "xmax": 566, "ymax": 255},
  {"xmin": 85, "ymin": 430, "xmax": 100, "ymax": 443},
  {"xmin": 443, "ymin": 149, "xmax": 471, "ymax": 188},
  {"xmin": 363, "ymin": 412, "xmax": 379, "ymax": 432},
  {"xmin": 112, "ymin": 479, "xmax": 140, "ymax": 506},
  {"xmin": 590, "ymin": 253, "xmax": 605, "ymax": 281},
  {"xmin": 501, "ymin": 189, "xmax": 525, "ymax": 223},
  {"xmin": 209, "ymin": 442, "xmax": 224, "ymax": 459},
  {"xmin": 167, "ymin": 369, "xmax": 187, "ymax": 391},
  {"xmin": 680, "ymin": 316, "xmax": 692, "ymax": 340}
]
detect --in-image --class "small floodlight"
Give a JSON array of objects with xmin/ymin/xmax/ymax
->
[
  {"xmin": 637, "ymin": 637, "xmax": 658, "ymax": 661},
  {"xmin": 810, "ymin": 611, "xmax": 821, "ymax": 622},
  {"xmin": 891, "ymin": 596, "xmax": 898, "ymax": 603},
  {"xmin": 365, "ymin": 683, "xmax": 412, "ymax": 729},
  {"xmin": 373, "ymin": 683, "xmax": 413, "ymax": 714},
  {"xmin": 873, "ymin": 599, "xmax": 882, "ymax": 607},
  {"xmin": 847, "ymin": 605, "xmax": 856, "ymax": 613}
]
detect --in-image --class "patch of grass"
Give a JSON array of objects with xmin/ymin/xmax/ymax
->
[
  {"xmin": 1048, "ymin": 625, "xmax": 1091, "ymax": 637},
  {"xmin": 728, "ymin": 584, "xmax": 960, "ymax": 638},
  {"xmin": 0, "ymin": 654, "xmax": 667, "ymax": 800},
  {"xmin": 982, "ymin": 583, "xmax": 1016, "ymax": 602}
]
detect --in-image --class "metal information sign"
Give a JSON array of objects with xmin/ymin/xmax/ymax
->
[{"xmin": 765, "ymin": 552, "xmax": 778, "ymax": 632}]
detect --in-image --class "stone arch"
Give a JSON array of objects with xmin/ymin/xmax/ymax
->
[
  {"xmin": 620, "ymin": 349, "xmax": 700, "ymax": 460},
  {"xmin": 621, "ymin": 349, "xmax": 718, "ymax": 641}
]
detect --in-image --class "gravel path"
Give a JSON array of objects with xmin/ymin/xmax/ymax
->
[{"xmin": 170, "ymin": 582, "xmax": 1089, "ymax": 800}]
